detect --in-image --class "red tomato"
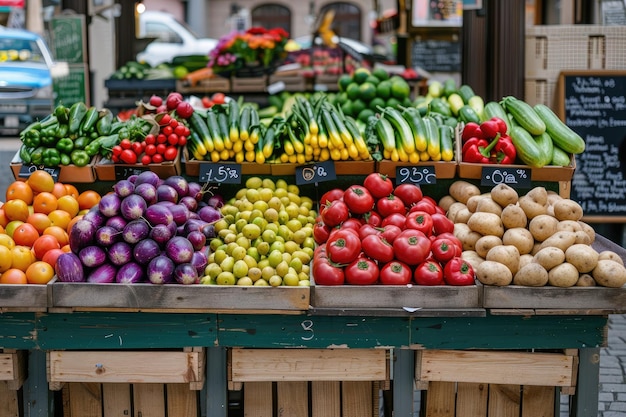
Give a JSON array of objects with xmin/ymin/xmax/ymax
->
[
  {"xmin": 363, "ymin": 173, "xmax": 393, "ymax": 199},
  {"xmin": 343, "ymin": 185, "xmax": 374, "ymax": 215},
  {"xmin": 379, "ymin": 261, "xmax": 412, "ymax": 285},
  {"xmin": 392, "ymin": 229, "xmax": 431, "ymax": 266},
  {"xmin": 431, "ymin": 213, "xmax": 454, "ymax": 235},
  {"xmin": 363, "ymin": 211, "xmax": 382, "ymax": 227},
  {"xmin": 164, "ymin": 146, "xmax": 178, "ymax": 161},
  {"xmin": 381, "ymin": 212, "xmax": 406, "ymax": 229},
  {"xmin": 358, "ymin": 223, "xmax": 380, "ymax": 240},
  {"xmin": 342, "ymin": 217, "xmax": 364, "ymax": 233},
  {"xmin": 119, "ymin": 149, "xmax": 137, "ymax": 164},
  {"xmin": 379, "ymin": 224, "xmax": 402, "ymax": 243},
  {"xmin": 312, "ymin": 249, "xmax": 345, "ymax": 286},
  {"xmin": 141, "ymin": 155, "xmax": 152, "ymax": 165},
  {"xmin": 326, "ymin": 229, "xmax": 362, "ymax": 264},
  {"xmin": 443, "ymin": 257, "xmax": 475, "ymax": 286},
  {"xmin": 361, "ymin": 234, "xmax": 394, "ymax": 263},
  {"xmin": 321, "ymin": 200, "xmax": 350, "ymax": 228},
  {"xmin": 376, "ymin": 194, "xmax": 406, "ymax": 218},
  {"xmin": 405, "ymin": 211, "xmax": 433, "ymax": 235},
  {"xmin": 414, "ymin": 260, "xmax": 444, "ymax": 285},
  {"xmin": 393, "ymin": 183, "xmax": 423, "ymax": 207},
  {"xmin": 409, "ymin": 199, "xmax": 437, "ymax": 215},
  {"xmin": 131, "ymin": 141, "xmax": 143, "ymax": 155},
  {"xmin": 313, "ymin": 221, "xmax": 331, "ymax": 244},
  {"xmin": 431, "ymin": 237, "xmax": 457, "ymax": 264},
  {"xmin": 211, "ymin": 92, "xmax": 226, "ymax": 105},
  {"xmin": 320, "ymin": 188, "xmax": 344, "ymax": 208},
  {"xmin": 345, "ymin": 257, "xmax": 379, "ymax": 285},
  {"xmin": 162, "ymin": 125, "xmax": 173, "ymax": 136}
]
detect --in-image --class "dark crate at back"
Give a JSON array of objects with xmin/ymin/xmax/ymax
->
[{"xmin": 562, "ymin": 71, "xmax": 626, "ymax": 218}]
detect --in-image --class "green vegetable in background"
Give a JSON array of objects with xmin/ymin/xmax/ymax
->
[{"xmin": 42, "ymin": 148, "xmax": 61, "ymax": 166}]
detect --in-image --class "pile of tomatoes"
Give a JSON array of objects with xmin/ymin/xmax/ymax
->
[{"xmin": 312, "ymin": 173, "xmax": 475, "ymax": 286}]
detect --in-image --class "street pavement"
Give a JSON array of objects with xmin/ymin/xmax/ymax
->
[{"xmin": 0, "ymin": 139, "xmax": 624, "ymax": 416}]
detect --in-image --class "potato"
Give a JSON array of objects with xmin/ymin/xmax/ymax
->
[
  {"xmin": 553, "ymin": 199, "xmax": 583, "ymax": 221},
  {"xmin": 565, "ymin": 244, "xmax": 599, "ymax": 273},
  {"xmin": 501, "ymin": 204, "xmax": 527, "ymax": 229},
  {"xmin": 513, "ymin": 263, "xmax": 549, "ymax": 286},
  {"xmin": 438, "ymin": 195, "xmax": 456, "ymax": 212},
  {"xmin": 475, "ymin": 235, "xmax": 503, "ymax": 259},
  {"xmin": 526, "ymin": 186, "xmax": 549, "ymax": 205},
  {"xmin": 578, "ymin": 221, "xmax": 596, "ymax": 244},
  {"xmin": 539, "ymin": 231, "xmax": 577, "ymax": 252},
  {"xmin": 547, "ymin": 191, "xmax": 563, "ymax": 206},
  {"xmin": 467, "ymin": 212, "xmax": 504, "ymax": 237},
  {"xmin": 475, "ymin": 197, "xmax": 503, "ymax": 216},
  {"xmin": 598, "ymin": 250, "xmax": 624, "ymax": 266},
  {"xmin": 466, "ymin": 195, "xmax": 484, "ymax": 213},
  {"xmin": 518, "ymin": 187, "xmax": 549, "ymax": 219},
  {"xmin": 576, "ymin": 274, "xmax": 597, "ymax": 287},
  {"xmin": 476, "ymin": 260, "xmax": 513, "ymax": 286},
  {"xmin": 502, "ymin": 227, "xmax": 534, "ymax": 255},
  {"xmin": 528, "ymin": 215, "xmax": 559, "ymax": 242},
  {"xmin": 486, "ymin": 245, "xmax": 520, "ymax": 275},
  {"xmin": 454, "ymin": 223, "xmax": 482, "ymax": 251},
  {"xmin": 573, "ymin": 230, "xmax": 592, "ymax": 245},
  {"xmin": 556, "ymin": 220, "xmax": 583, "ymax": 233},
  {"xmin": 548, "ymin": 262, "xmax": 579, "ymax": 287},
  {"xmin": 461, "ymin": 250, "xmax": 485, "ymax": 271},
  {"xmin": 533, "ymin": 246, "xmax": 565, "ymax": 271},
  {"xmin": 449, "ymin": 180, "xmax": 481, "ymax": 204},
  {"xmin": 447, "ymin": 202, "xmax": 468, "ymax": 223},
  {"xmin": 592, "ymin": 259, "xmax": 626, "ymax": 288},
  {"xmin": 519, "ymin": 254, "xmax": 534, "ymax": 270},
  {"xmin": 531, "ymin": 242, "xmax": 543, "ymax": 256},
  {"xmin": 454, "ymin": 208, "xmax": 473, "ymax": 224},
  {"xmin": 490, "ymin": 183, "xmax": 519, "ymax": 208}
]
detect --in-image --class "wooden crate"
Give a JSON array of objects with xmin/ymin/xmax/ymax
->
[
  {"xmin": 228, "ymin": 348, "xmax": 389, "ymax": 417},
  {"xmin": 230, "ymin": 76, "xmax": 268, "ymax": 93},
  {"xmin": 47, "ymin": 348, "xmax": 205, "ymax": 391},
  {"xmin": 0, "ymin": 350, "xmax": 27, "ymax": 417},
  {"xmin": 0, "ymin": 281, "xmax": 49, "ymax": 312},
  {"xmin": 416, "ymin": 349, "xmax": 578, "ymax": 417},
  {"xmin": 60, "ymin": 382, "xmax": 200, "ymax": 417}
]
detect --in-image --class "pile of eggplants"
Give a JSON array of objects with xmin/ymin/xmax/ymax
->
[{"xmin": 56, "ymin": 171, "xmax": 223, "ymax": 285}]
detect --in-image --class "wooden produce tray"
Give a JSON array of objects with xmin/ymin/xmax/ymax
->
[
  {"xmin": 49, "ymin": 282, "xmax": 310, "ymax": 313},
  {"xmin": 10, "ymin": 151, "xmax": 97, "ymax": 183},
  {"xmin": 0, "ymin": 350, "xmax": 27, "ymax": 389},
  {"xmin": 268, "ymin": 72, "xmax": 312, "ymax": 92},
  {"xmin": 0, "ymin": 281, "xmax": 51, "ymax": 312},
  {"xmin": 47, "ymin": 347, "xmax": 205, "ymax": 390},
  {"xmin": 94, "ymin": 153, "xmax": 182, "ymax": 181},
  {"xmin": 483, "ymin": 234, "xmax": 626, "ymax": 313},
  {"xmin": 176, "ymin": 77, "xmax": 230, "ymax": 95},
  {"xmin": 230, "ymin": 76, "xmax": 268, "ymax": 93}
]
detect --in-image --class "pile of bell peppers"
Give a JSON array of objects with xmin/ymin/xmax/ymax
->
[{"xmin": 461, "ymin": 117, "xmax": 516, "ymax": 164}]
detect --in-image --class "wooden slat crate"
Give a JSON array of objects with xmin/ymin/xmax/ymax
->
[
  {"xmin": 228, "ymin": 348, "xmax": 389, "ymax": 417},
  {"xmin": 0, "ymin": 350, "xmax": 27, "ymax": 417},
  {"xmin": 416, "ymin": 349, "xmax": 578, "ymax": 417},
  {"xmin": 47, "ymin": 347, "xmax": 205, "ymax": 391},
  {"xmin": 61, "ymin": 382, "xmax": 200, "ymax": 417}
]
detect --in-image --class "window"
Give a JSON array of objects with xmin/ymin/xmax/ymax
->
[
  {"xmin": 320, "ymin": 2, "xmax": 361, "ymax": 40},
  {"xmin": 251, "ymin": 4, "xmax": 291, "ymax": 35},
  {"xmin": 144, "ymin": 22, "xmax": 183, "ymax": 44}
]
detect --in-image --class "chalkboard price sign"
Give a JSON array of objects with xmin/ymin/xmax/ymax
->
[
  {"xmin": 560, "ymin": 71, "xmax": 626, "ymax": 219},
  {"xmin": 199, "ymin": 163, "xmax": 242, "ymax": 184},
  {"xmin": 295, "ymin": 161, "xmax": 336, "ymax": 185},
  {"xmin": 396, "ymin": 165, "xmax": 437, "ymax": 185},
  {"xmin": 50, "ymin": 15, "xmax": 86, "ymax": 64},
  {"xmin": 481, "ymin": 167, "xmax": 532, "ymax": 188},
  {"xmin": 411, "ymin": 39, "xmax": 461, "ymax": 72}
]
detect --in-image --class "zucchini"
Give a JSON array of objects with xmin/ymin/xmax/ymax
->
[
  {"xmin": 483, "ymin": 101, "xmax": 511, "ymax": 132},
  {"xmin": 401, "ymin": 107, "xmax": 428, "ymax": 152},
  {"xmin": 423, "ymin": 116, "xmax": 441, "ymax": 159},
  {"xmin": 228, "ymin": 99, "xmax": 240, "ymax": 141},
  {"xmin": 509, "ymin": 126, "xmax": 547, "ymax": 167},
  {"xmin": 189, "ymin": 111, "xmax": 214, "ymax": 152},
  {"xmin": 439, "ymin": 125, "xmax": 454, "ymax": 162},
  {"xmin": 238, "ymin": 105, "xmax": 252, "ymax": 141},
  {"xmin": 382, "ymin": 107, "xmax": 415, "ymax": 154},
  {"xmin": 446, "ymin": 93, "xmax": 464, "ymax": 116},
  {"xmin": 551, "ymin": 145, "xmax": 572, "ymax": 167},
  {"xmin": 458, "ymin": 85, "xmax": 475, "ymax": 104},
  {"xmin": 374, "ymin": 116, "xmax": 396, "ymax": 153},
  {"xmin": 428, "ymin": 98, "xmax": 451, "ymax": 117},
  {"xmin": 458, "ymin": 105, "xmax": 481, "ymax": 124},
  {"xmin": 206, "ymin": 110, "xmax": 224, "ymax": 151},
  {"xmin": 533, "ymin": 132, "xmax": 554, "ymax": 167},
  {"xmin": 442, "ymin": 79, "xmax": 457, "ymax": 98},
  {"xmin": 501, "ymin": 96, "xmax": 546, "ymax": 136},
  {"xmin": 533, "ymin": 104, "xmax": 585, "ymax": 154}
]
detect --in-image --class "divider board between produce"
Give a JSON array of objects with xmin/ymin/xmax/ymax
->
[
  {"xmin": 0, "ymin": 277, "xmax": 55, "ymax": 312},
  {"xmin": 93, "ymin": 153, "xmax": 182, "ymax": 181}
]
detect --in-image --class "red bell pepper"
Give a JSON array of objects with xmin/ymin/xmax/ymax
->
[{"xmin": 494, "ymin": 135, "xmax": 516, "ymax": 164}]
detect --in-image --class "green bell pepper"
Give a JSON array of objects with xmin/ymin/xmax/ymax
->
[
  {"xmin": 56, "ymin": 137, "xmax": 74, "ymax": 153},
  {"xmin": 73, "ymin": 136, "xmax": 90, "ymax": 150},
  {"xmin": 22, "ymin": 129, "xmax": 41, "ymax": 148},
  {"xmin": 42, "ymin": 148, "xmax": 61, "ymax": 167},
  {"xmin": 19, "ymin": 144, "xmax": 34, "ymax": 164},
  {"xmin": 70, "ymin": 150, "xmax": 90, "ymax": 167},
  {"xmin": 31, "ymin": 146, "xmax": 45, "ymax": 165},
  {"xmin": 60, "ymin": 153, "xmax": 71, "ymax": 166}
]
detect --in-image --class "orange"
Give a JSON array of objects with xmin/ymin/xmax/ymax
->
[
  {"xmin": 33, "ymin": 192, "xmax": 58, "ymax": 215},
  {"xmin": 0, "ymin": 246, "xmax": 11, "ymax": 273},
  {"xmin": 43, "ymin": 225, "xmax": 69, "ymax": 247},
  {"xmin": 77, "ymin": 190, "xmax": 101, "ymax": 211},
  {"xmin": 42, "ymin": 248, "xmax": 65, "ymax": 268},
  {"xmin": 64, "ymin": 184, "xmax": 80, "ymax": 199},
  {"xmin": 51, "ymin": 182, "xmax": 68, "ymax": 198},
  {"xmin": 0, "ymin": 268, "xmax": 27, "ymax": 284},
  {"xmin": 56, "ymin": 195, "xmax": 80, "ymax": 218},
  {"xmin": 32, "ymin": 234, "xmax": 60, "ymax": 260},
  {"xmin": 3, "ymin": 199, "xmax": 30, "ymax": 222},
  {"xmin": 61, "ymin": 244, "xmax": 71, "ymax": 253},
  {"xmin": 48, "ymin": 209, "xmax": 72, "ymax": 230},
  {"xmin": 0, "ymin": 208, "xmax": 9, "ymax": 228},
  {"xmin": 9, "ymin": 246, "xmax": 35, "ymax": 272},
  {"xmin": 25, "ymin": 261, "xmax": 55, "ymax": 285},
  {"xmin": 6, "ymin": 181, "xmax": 33, "ymax": 204},
  {"xmin": 0, "ymin": 234, "xmax": 15, "ymax": 250},
  {"xmin": 66, "ymin": 214, "xmax": 83, "ymax": 234},
  {"xmin": 27, "ymin": 170, "xmax": 55, "ymax": 193},
  {"xmin": 12, "ymin": 222, "xmax": 40, "ymax": 247},
  {"xmin": 27, "ymin": 212, "xmax": 52, "ymax": 234},
  {"xmin": 5, "ymin": 220, "xmax": 24, "ymax": 238}
]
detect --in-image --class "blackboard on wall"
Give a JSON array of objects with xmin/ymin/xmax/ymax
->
[
  {"xmin": 53, "ymin": 64, "xmax": 89, "ymax": 107},
  {"xmin": 411, "ymin": 39, "xmax": 461, "ymax": 72},
  {"xmin": 50, "ymin": 14, "xmax": 86, "ymax": 64},
  {"xmin": 558, "ymin": 71, "xmax": 626, "ymax": 221}
]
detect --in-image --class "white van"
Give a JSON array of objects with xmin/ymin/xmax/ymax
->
[{"xmin": 136, "ymin": 11, "xmax": 217, "ymax": 67}]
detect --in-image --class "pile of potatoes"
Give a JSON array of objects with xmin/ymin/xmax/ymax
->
[{"xmin": 439, "ymin": 180, "xmax": 626, "ymax": 288}]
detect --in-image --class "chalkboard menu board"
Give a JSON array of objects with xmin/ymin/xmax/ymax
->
[
  {"xmin": 560, "ymin": 71, "xmax": 626, "ymax": 220},
  {"xmin": 50, "ymin": 15, "xmax": 86, "ymax": 64},
  {"xmin": 411, "ymin": 39, "xmax": 461, "ymax": 72},
  {"xmin": 53, "ymin": 64, "xmax": 89, "ymax": 107}
]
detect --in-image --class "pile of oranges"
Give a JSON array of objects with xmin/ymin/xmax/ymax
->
[{"xmin": 0, "ymin": 170, "xmax": 101, "ymax": 285}]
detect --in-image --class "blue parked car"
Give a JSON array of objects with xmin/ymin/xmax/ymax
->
[{"xmin": 0, "ymin": 27, "xmax": 59, "ymax": 136}]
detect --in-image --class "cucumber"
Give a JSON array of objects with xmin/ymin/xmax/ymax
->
[
  {"xmin": 447, "ymin": 93, "xmax": 464, "ymax": 116},
  {"xmin": 533, "ymin": 132, "xmax": 554, "ymax": 167},
  {"xmin": 458, "ymin": 105, "xmax": 481, "ymax": 124},
  {"xmin": 458, "ymin": 85, "xmax": 475, "ymax": 104},
  {"xmin": 439, "ymin": 125, "xmax": 454, "ymax": 162},
  {"xmin": 509, "ymin": 126, "xmax": 547, "ymax": 167},
  {"xmin": 423, "ymin": 117, "xmax": 441, "ymax": 159},
  {"xmin": 501, "ymin": 96, "xmax": 546, "ymax": 136},
  {"xmin": 428, "ymin": 98, "xmax": 451, "ymax": 117},
  {"xmin": 533, "ymin": 104, "xmax": 585, "ymax": 154},
  {"xmin": 483, "ymin": 101, "xmax": 511, "ymax": 132},
  {"xmin": 551, "ymin": 145, "xmax": 572, "ymax": 167}
]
